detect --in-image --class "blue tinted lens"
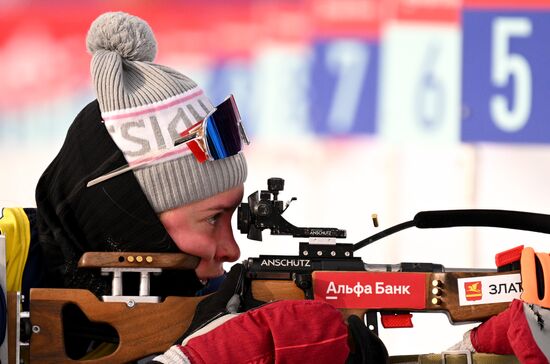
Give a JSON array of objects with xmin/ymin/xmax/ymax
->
[
  {"xmin": 205, "ymin": 115, "xmax": 227, "ymax": 159},
  {"xmin": 205, "ymin": 96, "xmax": 242, "ymax": 160}
]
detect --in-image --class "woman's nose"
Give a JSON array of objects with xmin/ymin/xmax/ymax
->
[{"xmin": 215, "ymin": 225, "xmax": 241, "ymax": 262}]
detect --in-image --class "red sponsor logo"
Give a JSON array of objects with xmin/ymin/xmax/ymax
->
[
  {"xmin": 465, "ymin": 281, "xmax": 482, "ymax": 301},
  {"xmin": 312, "ymin": 271, "xmax": 426, "ymax": 309}
]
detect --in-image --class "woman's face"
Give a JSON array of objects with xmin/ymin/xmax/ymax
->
[{"xmin": 158, "ymin": 185, "xmax": 244, "ymax": 281}]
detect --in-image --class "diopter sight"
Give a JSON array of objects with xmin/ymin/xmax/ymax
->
[{"xmin": 237, "ymin": 177, "xmax": 347, "ymax": 241}]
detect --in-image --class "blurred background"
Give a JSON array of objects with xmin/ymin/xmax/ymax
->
[{"xmin": 2, "ymin": 0, "xmax": 550, "ymax": 356}]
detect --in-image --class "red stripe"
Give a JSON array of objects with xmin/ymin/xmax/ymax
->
[
  {"xmin": 387, "ymin": 0, "xmax": 461, "ymax": 24},
  {"xmin": 188, "ymin": 141, "xmax": 208, "ymax": 163},
  {"xmin": 464, "ymin": 0, "xmax": 550, "ymax": 9}
]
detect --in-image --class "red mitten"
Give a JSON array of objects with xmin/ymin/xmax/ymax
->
[
  {"xmin": 469, "ymin": 300, "xmax": 515, "ymax": 355},
  {"xmin": 454, "ymin": 247, "xmax": 550, "ymax": 363},
  {"xmin": 152, "ymin": 300, "xmax": 349, "ymax": 364},
  {"xmin": 470, "ymin": 299, "xmax": 549, "ymax": 364}
]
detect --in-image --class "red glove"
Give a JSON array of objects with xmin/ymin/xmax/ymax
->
[
  {"xmin": 152, "ymin": 300, "xmax": 349, "ymax": 364},
  {"xmin": 470, "ymin": 299, "xmax": 549, "ymax": 364}
]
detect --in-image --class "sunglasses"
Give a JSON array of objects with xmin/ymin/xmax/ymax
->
[
  {"xmin": 87, "ymin": 94, "xmax": 249, "ymax": 188},
  {"xmin": 175, "ymin": 94, "xmax": 249, "ymax": 163}
]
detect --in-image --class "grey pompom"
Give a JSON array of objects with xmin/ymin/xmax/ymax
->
[{"xmin": 86, "ymin": 11, "xmax": 157, "ymax": 61}]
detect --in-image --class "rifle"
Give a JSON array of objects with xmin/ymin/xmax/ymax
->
[
  {"xmin": 18, "ymin": 177, "xmax": 549, "ymax": 363},
  {"xmin": 237, "ymin": 178, "xmax": 530, "ymax": 332}
]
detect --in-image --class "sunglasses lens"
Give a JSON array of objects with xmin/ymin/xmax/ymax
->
[{"xmin": 205, "ymin": 96, "xmax": 243, "ymax": 160}]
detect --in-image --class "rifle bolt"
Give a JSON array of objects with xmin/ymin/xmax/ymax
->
[
  {"xmin": 432, "ymin": 287, "xmax": 443, "ymax": 296},
  {"xmin": 431, "ymin": 297, "xmax": 442, "ymax": 305}
]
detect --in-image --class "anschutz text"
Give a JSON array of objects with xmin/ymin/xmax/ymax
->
[{"xmin": 260, "ymin": 259, "xmax": 312, "ymax": 267}]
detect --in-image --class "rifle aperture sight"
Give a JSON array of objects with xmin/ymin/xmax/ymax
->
[{"xmin": 237, "ymin": 177, "xmax": 346, "ymax": 241}]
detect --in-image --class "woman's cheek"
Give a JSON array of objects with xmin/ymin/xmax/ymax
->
[
  {"xmin": 177, "ymin": 242, "xmax": 214, "ymax": 261},
  {"xmin": 173, "ymin": 232, "xmax": 217, "ymax": 261}
]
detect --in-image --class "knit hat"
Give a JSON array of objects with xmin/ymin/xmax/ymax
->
[{"xmin": 86, "ymin": 12, "xmax": 247, "ymax": 212}]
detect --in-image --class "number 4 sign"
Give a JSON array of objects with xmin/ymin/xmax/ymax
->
[{"xmin": 461, "ymin": 4, "xmax": 550, "ymax": 143}]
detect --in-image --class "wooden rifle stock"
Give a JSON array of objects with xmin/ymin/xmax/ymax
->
[
  {"xmin": 27, "ymin": 252, "xmax": 204, "ymax": 363},
  {"xmin": 25, "ymin": 251, "xmax": 516, "ymax": 363},
  {"xmin": 28, "ymin": 289, "xmax": 207, "ymax": 363}
]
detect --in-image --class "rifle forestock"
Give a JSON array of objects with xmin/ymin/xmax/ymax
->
[{"xmin": 249, "ymin": 270, "xmax": 519, "ymax": 324}]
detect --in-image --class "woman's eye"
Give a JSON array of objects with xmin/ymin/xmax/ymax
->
[{"xmin": 207, "ymin": 214, "xmax": 220, "ymax": 225}]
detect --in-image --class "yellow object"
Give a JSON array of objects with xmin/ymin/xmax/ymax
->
[
  {"xmin": 0, "ymin": 207, "xmax": 31, "ymax": 292},
  {"xmin": 520, "ymin": 247, "xmax": 550, "ymax": 308}
]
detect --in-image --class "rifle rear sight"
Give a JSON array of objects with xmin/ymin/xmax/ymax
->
[{"xmin": 237, "ymin": 177, "xmax": 347, "ymax": 243}]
